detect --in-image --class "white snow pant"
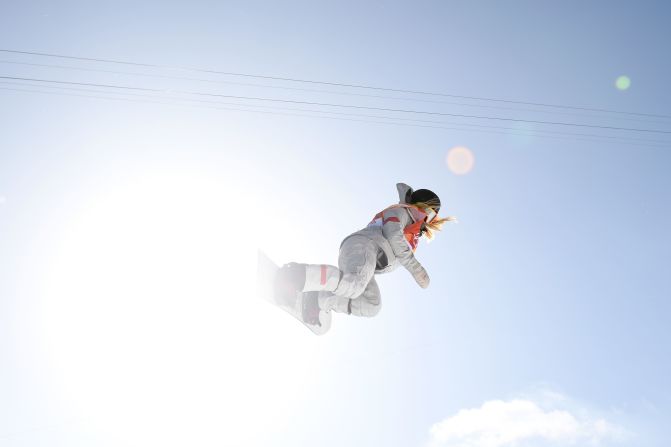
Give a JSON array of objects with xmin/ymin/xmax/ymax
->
[{"xmin": 302, "ymin": 235, "xmax": 382, "ymax": 318}]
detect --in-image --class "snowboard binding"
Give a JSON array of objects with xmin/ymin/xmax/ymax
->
[
  {"xmin": 273, "ymin": 263, "xmax": 306, "ymax": 308},
  {"xmin": 301, "ymin": 292, "xmax": 321, "ymax": 326}
]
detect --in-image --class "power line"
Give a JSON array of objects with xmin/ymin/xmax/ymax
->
[
  {"xmin": 0, "ymin": 85, "xmax": 535, "ymax": 138},
  {"xmin": 2, "ymin": 59, "xmax": 667, "ymax": 126},
  {"xmin": 6, "ymin": 78, "xmax": 661, "ymax": 144},
  {"xmin": 0, "ymin": 75, "xmax": 160, "ymax": 93},
  {"xmin": 0, "ymin": 85, "xmax": 642, "ymax": 148},
  {"xmin": 2, "ymin": 48, "xmax": 669, "ymax": 120},
  {"xmin": 2, "ymin": 82, "xmax": 668, "ymax": 148},
  {"xmin": 2, "ymin": 75, "xmax": 669, "ymax": 135}
]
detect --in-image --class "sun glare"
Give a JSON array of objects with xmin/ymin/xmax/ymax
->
[{"xmin": 40, "ymin": 170, "xmax": 323, "ymax": 445}]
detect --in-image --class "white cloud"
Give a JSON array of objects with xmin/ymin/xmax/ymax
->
[{"xmin": 429, "ymin": 394, "xmax": 628, "ymax": 447}]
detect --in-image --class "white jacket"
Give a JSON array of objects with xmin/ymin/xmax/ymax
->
[{"xmin": 341, "ymin": 183, "xmax": 429, "ymax": 286}]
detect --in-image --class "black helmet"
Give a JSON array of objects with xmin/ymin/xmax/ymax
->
[{"xmin": 410, "ymin": 189, "xmax": 440, "ymax": 213}]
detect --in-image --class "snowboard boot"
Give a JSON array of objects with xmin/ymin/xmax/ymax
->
[
  {"xmin": 274, "ymin": 263, "xmax": 306, "ymax": 308},
  {"xmin": 318, "ymin": 293, "xmax": 352, "ymax": 315},
  {"xmin": 301, "ymin": 291, "xmax": 321, "ymax": 326},
  {"xmin": 303, "ymin": 264, "xmax": 340, "ymax": 292}
]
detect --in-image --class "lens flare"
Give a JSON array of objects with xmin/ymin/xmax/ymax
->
[
  {"xmin": 446, "ymin": 146, "xmax": 475, "ymax": 175},
  {"xmin": 615, "ymin": 75, "xmax": 631, "ymax": 90}
]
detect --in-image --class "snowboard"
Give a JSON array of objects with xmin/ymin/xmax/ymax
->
[{"xmin": 257, "ymin": 251, "xmax": 332, "ymax": 335}]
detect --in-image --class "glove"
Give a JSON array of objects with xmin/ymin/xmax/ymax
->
[{"xmin": 413, "ymin": 267, "xmax": 430, "ymax": 289}]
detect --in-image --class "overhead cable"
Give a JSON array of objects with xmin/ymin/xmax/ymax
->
[
  {"xmin": 2, "ymin": 75, "xmax": 669, "ymax": 135},
  {"xmin": 1, "ymin": 48, "xmax": 668, "ymax": 120}
]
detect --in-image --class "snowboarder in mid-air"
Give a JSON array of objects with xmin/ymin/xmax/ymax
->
[{"xmin": 262, "ymin": 182, "xmax": 455, "ymax": 334}]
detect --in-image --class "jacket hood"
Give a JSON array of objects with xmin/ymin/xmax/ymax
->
[{"xmin": 396, "ymin": 182, "xmax": 414, "ymax": 204}]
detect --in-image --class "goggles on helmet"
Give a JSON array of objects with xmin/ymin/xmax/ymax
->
[{"xmin": 424, "ymin": 207, "xmax": 437, "ymax": 223}]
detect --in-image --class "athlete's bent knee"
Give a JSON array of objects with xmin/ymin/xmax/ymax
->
[{"xmin": 335, "ymin": 273, "xmax": 368, "ymax": 299}]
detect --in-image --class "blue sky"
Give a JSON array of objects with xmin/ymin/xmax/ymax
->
[{"xmin": 1, "ymin": 1, "xmax": 670, "ymax": 446}]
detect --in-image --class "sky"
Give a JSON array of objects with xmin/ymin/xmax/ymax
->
[{"xmin": 1, "ymin": 1, "xmax": 670, "ymax": 446}]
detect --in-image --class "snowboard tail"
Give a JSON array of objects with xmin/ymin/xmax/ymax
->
[{"xmin": 257, "ymin": 251, "xmax": 331, "ymax": 335}]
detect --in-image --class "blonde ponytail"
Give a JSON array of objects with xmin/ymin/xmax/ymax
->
[
  {"xmin": 411, "ymin": 202, "xmax": 457, "ymax": 241},
  {"xmin": 423, "ymin": 216, "xmax": 457, "ymax": 240}
]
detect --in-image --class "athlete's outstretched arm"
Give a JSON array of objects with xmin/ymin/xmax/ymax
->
[{"xmin": 381, "ymin": 207, "xmax": 430, "ymax": 288}]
